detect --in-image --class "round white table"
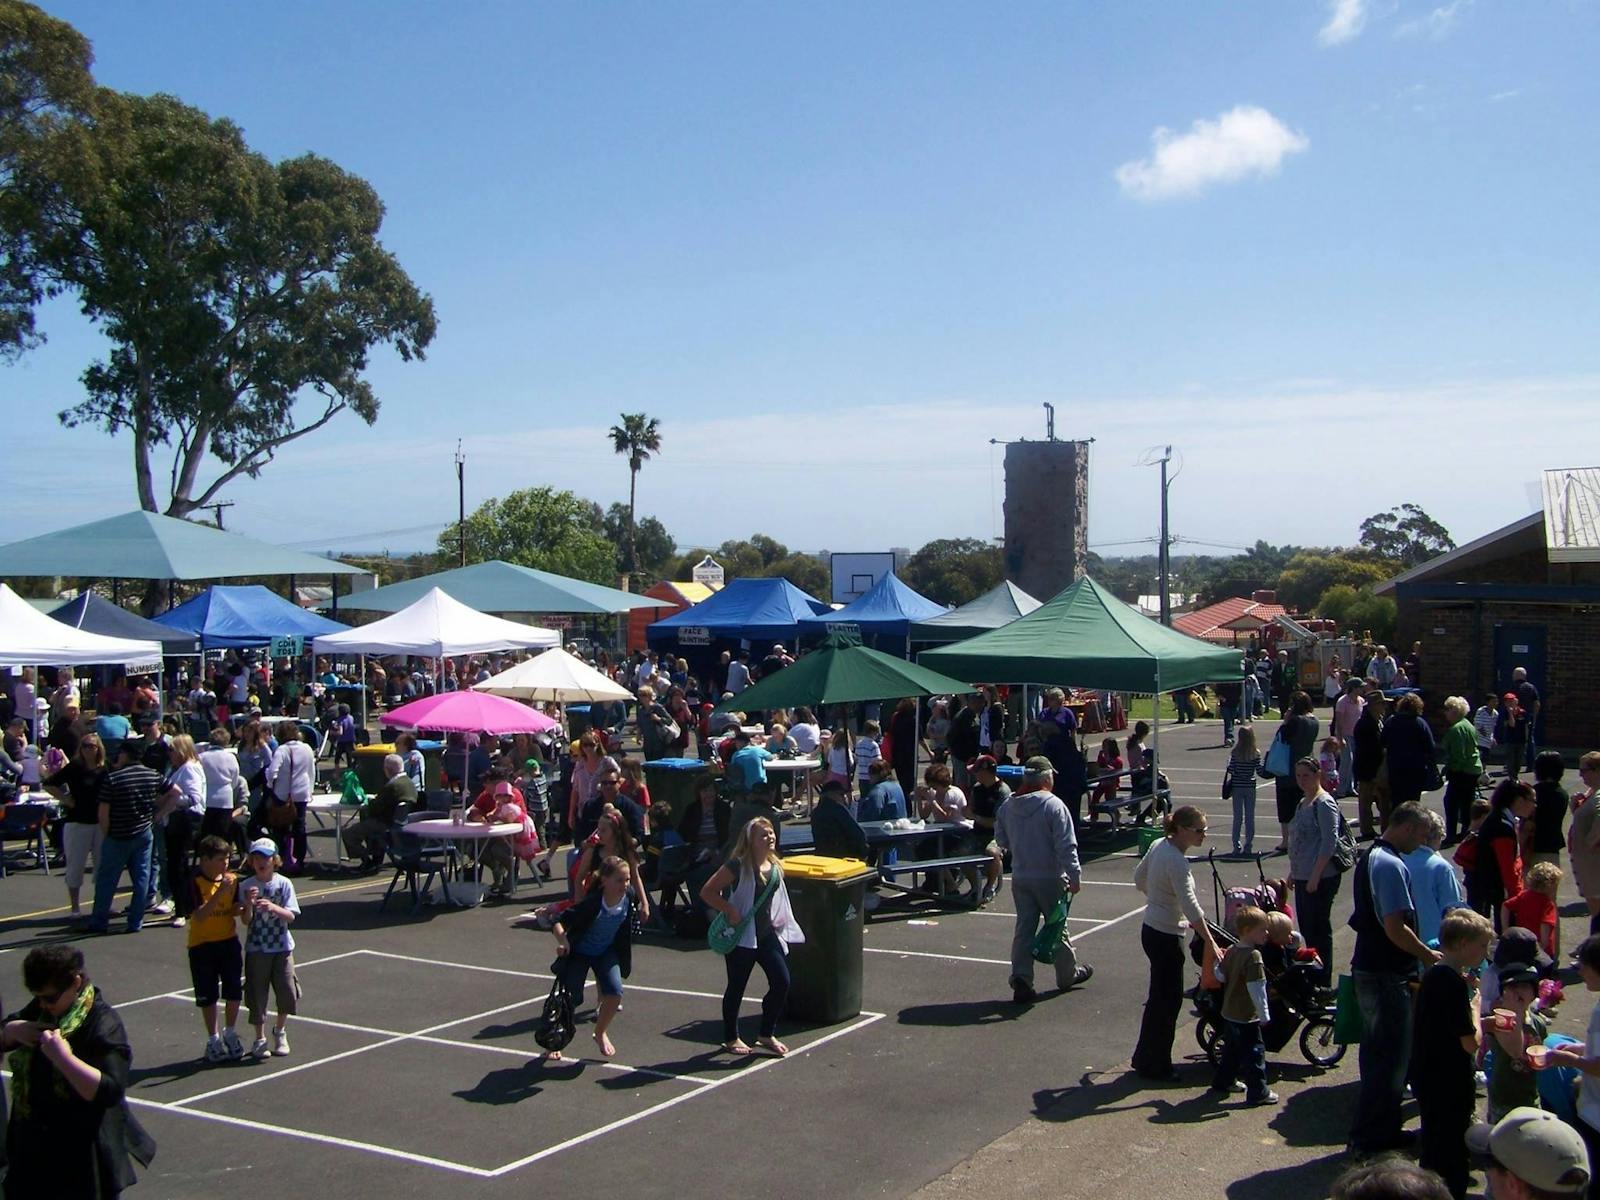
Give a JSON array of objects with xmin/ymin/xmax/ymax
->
[
  {"xmin": 306, "ymin": 792, "xmax": 362, "ymax": 862},
  {"xmin": 764, "ymin": 757, "xmax": 822, "ymax": 812},
  {"xmin": 399, "ymin": 820, "xmax": 520, "ymax": 907}
]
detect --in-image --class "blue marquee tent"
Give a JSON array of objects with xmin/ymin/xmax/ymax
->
[
  {"xmin": 50, "ymin": 592, "xmax": 202, "ymax": 656},
  {"xmin": 152, "ymin": 585, "xmax": 348, "ymax": 650},
  {"xmin": 799, "ymin": 573, "xmax": 948, "ymax": 653},
  {"xmin": 646, "ymin": 577, "xmax": 830, "ymax": 648}
]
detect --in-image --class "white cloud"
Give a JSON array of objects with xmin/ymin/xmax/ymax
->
[
  {"xmin": 1397, "ymin": 0, "xmax": 1471, "ymax": 39},
  {"xmin": 1114, "ymin": 106, "xmax": 1309, "ymax": 202},
  {"xmin": 1318, "ymin": 0, "xmax": 1368, "ymax": 45},
  {"xmin": 1489, "ymin": 88, "xmax": 1523, "ymax": 103}
]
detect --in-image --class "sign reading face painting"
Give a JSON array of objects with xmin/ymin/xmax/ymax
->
[{"xmin": 678, "ymin": 627, "xmax": 711, "ymax": 646}]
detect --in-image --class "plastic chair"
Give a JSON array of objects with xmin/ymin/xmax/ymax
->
[
  {"xmin": 380, "ymin": 832, "xmax": 450, "ymax": 914},
  {"xmin": 0, "ymin": 802, "xmax": 55, "ymax": 877}
]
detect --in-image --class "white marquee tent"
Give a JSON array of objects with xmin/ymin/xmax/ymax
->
[
  {"xmin": 0, "ymin": 584, "xmax": 164, "ymax": 667},
  {"xmin": 310, "ymin": 587, "xmax": 560, "ymax": 658}
]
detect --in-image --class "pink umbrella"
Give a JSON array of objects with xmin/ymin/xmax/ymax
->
[{"xmin": 383, "ymin": 691, "xmax": 560, "ymax": 736}]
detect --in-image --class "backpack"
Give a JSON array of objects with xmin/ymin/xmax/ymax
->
[
  {"xmin": 533, "ymin": 978, "xmax": 576, "ymax": 1052},
  {"xmin": 1331, "ymin": 808, "xmax": 1357, "ymax": 872}
]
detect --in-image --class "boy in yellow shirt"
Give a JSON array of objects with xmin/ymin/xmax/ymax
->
[{"xmin": 188, "ymin": 834, "xmax": 246, "ymax": 1062}]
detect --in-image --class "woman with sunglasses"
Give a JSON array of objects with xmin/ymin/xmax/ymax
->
[
  {"xmin": 1131, "ymin": 805, "xmax": 1221, "ymax": 1081},
  {"xmin": 2, "ymin": 944, "xmax": 153, "ymax": 1197}
]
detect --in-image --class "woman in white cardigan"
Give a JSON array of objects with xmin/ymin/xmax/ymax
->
[
  {"xmin": 1131, "ymin": 805, "xmax": 1220, "ymax": 1081},
  {"xmin": 701, "ymin": 817, "xmax": 805, "ymax": 1057}
]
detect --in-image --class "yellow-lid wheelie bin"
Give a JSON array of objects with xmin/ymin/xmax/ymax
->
[{"xmin": 780, "ymin": 854, "xmax": 877, "ymax": 1023}]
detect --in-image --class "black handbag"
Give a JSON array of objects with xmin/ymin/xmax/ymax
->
[{"xmin": 534, "ymin": 978, "xmax": 576, "ymax": 1052}]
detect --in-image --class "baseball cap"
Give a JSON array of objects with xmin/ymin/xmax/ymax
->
[
  {"xmin": 818, "ymin": 778, "xmax": 845, "ymax": 796},
  {"xmin": 1466, "ymin": 1107, "xmax": 1590, "ymax": 1194},
  {"xmin": 1498, "ymin": 962, "xmax": 1541, "ymax": 989},
  {"xmin": 1024, "ymin": 756, "xmax": 1055, "ymax": 774},
  {"xmin": 1504, "ymin": 692, "xmax": 1519, "ymax": 703},
  {"xmin": 968, "ymin": 754, "xmax": 998, "ymax": 773},
  {"xmin": 247, "ymin": 837, "xmax": 279, "ymax": 858},
  {"xmin": 493, "ymin": 781, "xmax": 513, "ymax": 796}
]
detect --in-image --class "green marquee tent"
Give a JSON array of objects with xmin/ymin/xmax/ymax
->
[
  {"xmin": 713, "ymin": 630, "xmax": 972, "ymax": 713},
  {"xmin": 908, "ymin": 580, "xmax": 1042, "ymax": 645},
  {"xmin": 919, "ymin": 576, "xmax": 1244, "ymax": 693}
]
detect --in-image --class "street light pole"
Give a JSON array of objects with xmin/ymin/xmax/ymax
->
[{"xmin": 1158, "ymin": 445, "xmax": 1172, "ymax": 627}]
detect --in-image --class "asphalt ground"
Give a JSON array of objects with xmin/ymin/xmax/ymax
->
[{"xmin": 1, "ymin": 718, "xmax": 1590, "ymax": 1199}]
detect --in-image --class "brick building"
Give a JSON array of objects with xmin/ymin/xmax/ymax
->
[{"xmin": 1375, "ymin": 469, "xmax": 1600, "ymax": 751}]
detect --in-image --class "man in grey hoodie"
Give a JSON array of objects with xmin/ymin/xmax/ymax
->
[{"xmin": 995, "ymin": 756, "xmax": 1094, "ymax": 1003}]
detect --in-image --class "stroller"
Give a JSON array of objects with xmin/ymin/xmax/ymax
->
[{"xmin": 1188, "ymin": 851, "xmax": 1345, "ymax": 1069}]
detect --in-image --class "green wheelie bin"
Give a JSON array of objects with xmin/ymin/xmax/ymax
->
[{"xmin": 781, "ymin": 855, "xmax": 877, "ymax": 1024}]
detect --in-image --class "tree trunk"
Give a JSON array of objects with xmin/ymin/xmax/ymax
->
[{"xmin": 626, "ymin": 464, "xmax": 638, "ymax": 574}]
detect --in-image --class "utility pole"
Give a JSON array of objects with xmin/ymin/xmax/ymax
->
[
  {"xmin": 203, "ymin": 501, "xmax": 234, "ymax": 530},
  {"xmin": 1158, "ymin": 445, "xmax": 1172, "ymax": 627},
  {"xmin": 1042, "ymin": 402, "xmax": 1056, "ymax": 442},
  {"xmin": 455, "ymin": 442, "xmax": 467, "ymax": 567}
]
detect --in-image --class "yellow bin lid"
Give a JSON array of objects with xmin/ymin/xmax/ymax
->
[
  {"xmin": 355, "ymin": 743, "xmax": 395, "ymax": 754},
  {"xmin": 781, "ymin": 854, "xmax": 871, "ymax": 881}
]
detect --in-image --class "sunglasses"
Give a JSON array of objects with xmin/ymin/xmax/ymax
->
[
  {"xmin": 599, "ymin": 779, "xmax": 620, "ymax": 787},
  {"xmin": 32, "ymin": 987, "xmax": 67, "ymax": 1006}
]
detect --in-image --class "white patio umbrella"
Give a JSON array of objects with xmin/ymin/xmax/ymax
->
[{"xmin": 473, "ymin": 650, "xmax": 632, "ymax": 704}]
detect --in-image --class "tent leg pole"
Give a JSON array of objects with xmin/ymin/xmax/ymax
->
[
  {"xmin": 360, "ymin": 654, "xmax": 367, "ymax": 737},
  {"xmin": 1151, "ymin": 669, "xmax": 1161, "ymax": 820}
]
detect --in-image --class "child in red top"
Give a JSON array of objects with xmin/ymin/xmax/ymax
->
[
  {"xmin": 1090, "ymin": 738, "xmax": 1123, "ymax": 812},
  {"xmin": 1502, "ymin": 860, "xmax": 1562, "ymax": 959}
]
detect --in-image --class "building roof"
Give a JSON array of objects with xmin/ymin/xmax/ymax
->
[
  {"xmin": 1172, "ymin": 596, "xmax": 1287, "ymax": 643},
  {"xmin": 1372, "ymin": 512, "xmax": 1545, "ymax": 595},
  {"xmin": 646, "ymin": 580, "xmax": 718, "ymax": 606},
  {"xmin": 1543, "ymin": 467, "xmax": 1600, "ymax": 563}
]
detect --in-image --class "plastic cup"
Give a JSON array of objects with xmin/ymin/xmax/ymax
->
[
  {"xmin": 1492, "ymin": 1009, "xmax": 1517, "ymax": 1032},
  {"xmin": 1526, "ymin": 1045, "xmax": 1551, "ymax": 1069}
]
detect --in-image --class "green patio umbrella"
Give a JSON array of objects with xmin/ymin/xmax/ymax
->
[{"xmin": 713, "ymin": 629, "xmax": 971, "ymax": 714}]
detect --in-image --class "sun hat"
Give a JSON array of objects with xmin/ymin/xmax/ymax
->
[
  {"xmin": 247, "ymin": 837, "xmax": 278, "ymax": 858},
  {"xmin": 493, "ymin": 781, "xmax": 513, "ymax": 796}
]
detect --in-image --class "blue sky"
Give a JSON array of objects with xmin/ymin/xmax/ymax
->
[{"xmin": 10, "ymin": 0, "xmax": 1597, "ymax": 562}]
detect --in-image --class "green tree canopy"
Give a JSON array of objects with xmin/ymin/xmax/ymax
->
[
  {"xmin": 602, "ymin": 503, "xmax": 674, "ymax": 580},
  {"xmin": 1275, "ymin": 549, "xmax": 1395, "ymax": 611},
  {"xmin": 442, "ymin": 487, "xmax": 616, "ymax": 584},
  {"xmin": 0, "ymin": 0, "xmax": 94, "ymax": 357},
  {"xmin": 1315, "ymin": 584, "xmax": 1397, "ymax": 644},
  {"xmin": 1359, "ymin": 504, "xmax": 1455, "ymax": 569},
  {"xmin": 902, "ymin": 538, "xmax": 1003, "ymax": 607},
  {"xmin": 2, "ymin": 9, "xmax": 435, "ymax": 518}
]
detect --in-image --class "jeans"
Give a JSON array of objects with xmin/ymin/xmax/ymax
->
[
  {"xmin": 1220, "ymin": 703, "xmax": 1238, "ymax": 743},
  {"xmin": 723, "ymin": 933, "xmax": 790, "ymax": 1043},
  {"xmin": 1293, "ymin": 875, "xmax": 1340, "ymax": 987},
  {"xmin": 1009, "ymin": 877, "xmax": 1079, "ymax": 990},
  {"xmin": 147, "ymin": 818, "xmax": 170, "ymax": 905},
  {"xmin": 1132, "ymin": 924, "xmax": 1186, "ymax": 1076},
  {"xmin": 1231, "ymin": 787, "xmax": 1257, "ymax": 853},
  {"xmin": 1350, "ymin": 969, "xmax": 1416, "ymax": 1151},
  {"xmin": 90, "ymin": 828, "xmax": 153, "ymax": 932},
  {"xmin": 1213, "ymin": 1017, "xmax": 1269, "ymax": 1102},
  {"xmin": 560, "ymin": 948, "xmax": 623, "ymax": 998},
  {"xmin": 1338, "ymin": 741, "xmax": 1354, "ymax": 796}
]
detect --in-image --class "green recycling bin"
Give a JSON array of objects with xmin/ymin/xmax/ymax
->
[
  {"xmin": 642, "ymin": 757, "xmax": 707, "ymax": 830},
  {"xmin": 353, "ymin": 741, "xmax": 445, "ymax": 794},
  {"xmin": 781, "ymin": 854, "xmax": 877, "ymax": 1024}
]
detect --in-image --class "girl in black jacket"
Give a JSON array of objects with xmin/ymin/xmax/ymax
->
[{"xmin": 550, "ymin": 856, "xmax": 638, "ymax": 1060}]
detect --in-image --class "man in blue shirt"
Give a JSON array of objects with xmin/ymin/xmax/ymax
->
[
  {"xmin": 727, "ymin": 730, "xmax": 772, "ymax": 795},
  {"xmin": 1347, "ymin": 803, "xmax": 1443, "ymax": 1156}
]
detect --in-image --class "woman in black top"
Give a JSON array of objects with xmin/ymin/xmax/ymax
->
[
  {"xmin": 43, "ymin": 732, "xmax": 108, "ymax": 921},
  {"xmin": 1273, "ymin": 693, "xmax": 1320, "ymax": 853},
  {"xmin": 1, "ymin": 944, "xmax": 154, "ymax": 1198},
  {"xmin": 1381, "ymin": 693, "xmax": 1437, "ymax": 809},
  {"xmin": 1528, "ymin": 750, "xmax": 1569, "ymax": 869},
  {"xmin": 1474, "ymin": 779, "xmax": 1535, "ymax": 930},
  {"xmin": 888, "ymin": 698, "xmax": 919, "ymax": 794}
]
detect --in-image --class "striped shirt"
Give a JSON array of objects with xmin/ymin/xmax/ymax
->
[
  {"xmin": 1226, "ymin": 753, "xmax": 1263, "ymax": 794},
  {"xmin": 101, "ymin": 764, "xmax": 162, "ymax": 839}
]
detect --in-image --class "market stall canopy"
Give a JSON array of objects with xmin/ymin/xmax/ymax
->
[
  {"xmin": 646, "ymin": 576, "xmax": 831, "ymax": 645},
  {"xmin": 311, "ymin": 587, "xmax": 559, "ymax": 658},
  {"xmin": 384, "ymin": 690, "xmax": 561, "ymax": 736},
  {"xmin": 0, "ymin": 510, "xmax": 366, "ymax": 579},
  {"xmin": 919, "ymin": 576, "xmax": 1246, "ymax": 694},
  {"xmin": 474, "ymin": 651, "xmax": 632, "ymax": 703},
  {"xmin": 908, "ymin": 580, "xmax": 1042, "ymax": 644},
  {"xmin": 338, "ymin": 560, "xmax": 671, "ymax": 616},
  {"xmin": 152, "ymin": 585, "xmax": 348, "ymax": 650},
  {"xmin": 0, "ymin": 584, "xmax": 164, "ymax": 667},
  {"xmin": 799, "ymin": 572, "xmax": 949, "ymax": 641},
  {"xmin": 713, "ymin": 630, "xmax": 971, "ymax": 712},
  {"xmin": 50, "ymin": 592, "xmax": 202, "ymax": 656}
]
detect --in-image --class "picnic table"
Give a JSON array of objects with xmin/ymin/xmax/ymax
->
[{"xmin": 780, "ymin": 819, "xmax": 984, "ymax": 909}]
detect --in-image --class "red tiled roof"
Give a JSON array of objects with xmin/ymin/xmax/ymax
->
[{"xmin": 1173, "ymin": 597, "xmax": 1288, "ymax": 643}]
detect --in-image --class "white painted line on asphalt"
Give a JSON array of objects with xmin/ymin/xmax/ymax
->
[
  {"xmin": 361, "ymin": 948, "xmax": 745, "ymax": 1004},
  {"xmin": 118, "ymin": 948, "xmax": 368, "ymax": 1008},
  {"xmin": 126, "ymin": 1097, "xmax": 496, "ymax": 1178},
  {"xmin": 167, "ymin": 995, "xmax": 538, "ymax": 1109},
  {"xmin": 1073, "ymin": 905, "xmax": 1148, "ymax": 939},
  {"xmin": 864, "ymin": 947, "xmax": 1014, "ymax": 966},
  {"xmin": 481, "ymin": 1010, "xmax": 887, "ymax": 1177}
]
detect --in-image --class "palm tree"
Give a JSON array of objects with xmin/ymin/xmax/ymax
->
[{"xmin": 608, "ymin": 412, "xmax": 662, "ymax": 574}]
